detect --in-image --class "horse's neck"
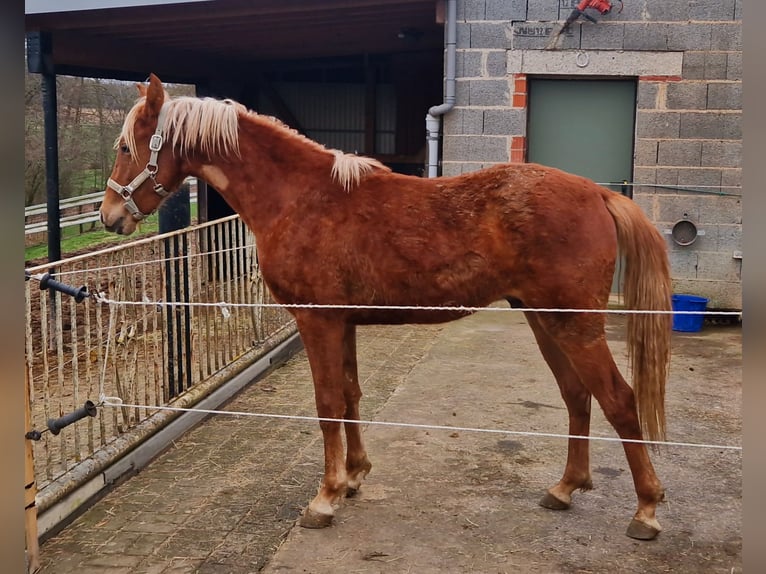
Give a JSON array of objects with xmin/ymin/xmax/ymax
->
[{"xmin": 187, "ymin": 118, "xmax": 333, "ymax": 233}]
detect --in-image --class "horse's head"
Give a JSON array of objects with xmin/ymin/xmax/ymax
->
[{"xmin": 100, "ymin": 73, "xmax": 186, "ymax": 235}]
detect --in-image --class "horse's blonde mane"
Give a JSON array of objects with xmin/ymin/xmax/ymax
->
[
  {"xmin": 117, "ymin": 94, "xmax": 389, "ymax": 189},
  {"xmin": 330, "ymin": 150, "xmax": 389, "ymax": 191},
  {"xmin": 117, "ymin": 96, "xmax": 243, "ymax": 162}
]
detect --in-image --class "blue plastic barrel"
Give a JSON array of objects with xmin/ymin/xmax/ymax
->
[{"xmin": 671, "ymin": 294, "xmax": 709, "ymax": 332}]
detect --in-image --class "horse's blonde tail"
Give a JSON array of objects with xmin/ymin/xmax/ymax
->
[{"xmin": 602, "ymin": 191, "xmax": 672, "ymax": 443}]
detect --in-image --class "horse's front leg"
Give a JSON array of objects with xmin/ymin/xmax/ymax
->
[
  {"xmin": 341, "ymin": 323, "xmax": 372, "ymax": 496},
  {"xmin": 295, "ymin": 313, "xmax": 350, "ymax": 528},
  {"xmin": 524, "ymin": 312, "xmax": 593, "ymax": 509}
]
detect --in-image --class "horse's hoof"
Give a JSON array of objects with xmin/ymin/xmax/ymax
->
[
  {"xmin": 346, "ymin": 486, "xmax": 359, "ymax": 498},
  {"xmin": 626, "ymin": 518, "xmax": 661, "ymax": 540},
  {"xmin": 539, "ymin": 491, "xmax": 570, "ymax": 510},
  {"xmin": 299, "ymin": 508, "xmax": 334, "ymax": 529}
]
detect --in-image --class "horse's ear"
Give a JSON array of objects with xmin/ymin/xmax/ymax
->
[
  {"xmin": 136, "ymin": 82, "xmax": 148, "ymax": 97},
  {"xmin": 143, "ymin": 73, "xmax": 165, "ymax": 118}
]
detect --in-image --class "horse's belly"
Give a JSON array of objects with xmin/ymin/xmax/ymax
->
[{"xmin": 349, "ymin": 308, "xmax": 475, "ymax": 325}]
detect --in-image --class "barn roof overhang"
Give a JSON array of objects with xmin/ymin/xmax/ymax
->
[
  {"xmin": 25, "ymin": 1, "xmax": 448, "ymax": 263},
  {"xmin": 25, "ymin": 0, "xmax": 446, "ymax": 83}
]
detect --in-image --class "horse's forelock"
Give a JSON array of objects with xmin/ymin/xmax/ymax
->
[{"xmin": 116, "ymin": 98, "xmax": 145, "ymax": 164}]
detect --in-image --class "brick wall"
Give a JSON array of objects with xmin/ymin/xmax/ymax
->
[{"xmin": 441, "ymin": 0, "xmax": 742, "ymax": 308}]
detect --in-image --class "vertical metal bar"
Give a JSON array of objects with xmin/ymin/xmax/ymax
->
[
  {"xmin": 53, "ymin": 291, "xmax": 67, "ymax": 474},
  {"xmin": 69, "ymin": 295, "xmax": 82, "ymax": 461},
  {"xmin": 150, "ymin": 254, "xmax": 164, "ymax": 407},
  {"xmin": 207, "ymin": 226, "xmax": 216, "ymax": 375},
  {"xmin": 235, "ymin": 221, "xmax": 247, "ymax": 353},
  {"xmin": 94, "ymin": 293, "xmax": 107, "ymax": 446},
  {"xmin": 108, "ymin": 275, "xmax": 122, "ymax": 434},
  {"xmin": 190, "ymin": 230, "xmax": 202, "ymax": 382},
  {"xmin": 112, "ymin": 269, "xmax": 130, "ymax": 431},
  {"xmin": 249, "ymin": 229, "xmax": 263, "ymax": 342},
  {"xmin": 216, "ymin": 222, "xmax": 226, "ymax": 365},
  {"xmin": 163, "ymin": 235, "xmax": 177, "ymax": 398},
  {"xmin": 224, "ymin": 220, "xmax": 234, "ymax": 361},
  {"xmin": 181, "ymin": 233, "xmax": 192, "ymax": 391},
  {"xmin": 39, "ymin": 290, "xmax": 52, "ymax": 481},
  {"xmin": 82, "ymin": 261, "xmax": 95, "ymax": 454},
  {"xmin": 234, "ymin": 223, "xmax": 248, "ymax": 353},
  {"xmin": 140, "ymin": 261, "xmax": 152, "ymax": 407},
  {"xmin": 243, "ymin": 222, "xmax": 253, "ymax": 349},
  {"xmin": 243, "ymin": 223, "xmax": 255, "ymax": 348},
  {"xmin": 172, "ymin": 235, "xmax": 184, "ymax": 393},
  {"xmin": 198, "ymin": 228, "xmax": 212, "ymax": 381},
  {"xmin": 214, "ymin": 223, "xmax": 224, "ymax": 370},
  {"xmin": 127, "ymin": 249, "xmax": 139, "ymax": 426},
  {"xmin": 188, "ymin": 230, "xmax": 200, "ymax": 385}
]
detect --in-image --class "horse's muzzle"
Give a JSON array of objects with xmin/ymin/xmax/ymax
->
[{"xmin": 101, "ymin": 213, "xmax": 126, "ymax": 235}]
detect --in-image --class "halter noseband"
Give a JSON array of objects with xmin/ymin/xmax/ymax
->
[{"xmin": 106, "ymin": 103, "xmax": 172, "ymax": 221}]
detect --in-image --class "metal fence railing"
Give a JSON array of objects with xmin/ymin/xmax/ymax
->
[
  {"xmin": 24, "ymin": 215, "xmax": 296, "ymax": 514},
  {"xmin": 24, "ymin": 179, "xmax": 199, "ymax": 236}
]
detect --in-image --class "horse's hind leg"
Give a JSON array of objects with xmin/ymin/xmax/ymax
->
[
  {"xmin": 549, "ymin": 318, "xmax": 665, "ymax": 540},
  {"xmin": 341, "ymin": 324, "xmax": 372, "ymax": 496},
  {"xmin": 522, "ymin": 310, "xmax": 594, "ymax": 509}
]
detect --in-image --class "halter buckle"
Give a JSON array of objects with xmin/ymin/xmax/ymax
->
[{"xmin": 149, "ymin": 134, "xmax": 163, "ymax": 152}]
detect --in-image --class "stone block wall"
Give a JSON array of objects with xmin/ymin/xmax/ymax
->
[{"xmin": 441, "ymin": 0, "xmax": 742, "ymax": 308}]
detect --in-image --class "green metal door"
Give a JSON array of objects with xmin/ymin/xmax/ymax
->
[{"xmin": 527, "ymin": 78, "xmax": 637, "ymax": 293}]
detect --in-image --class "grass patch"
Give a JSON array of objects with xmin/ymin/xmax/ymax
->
[
  {"xmin": 25, "ymin": 202, "xmax": 199, "ymax": 264},
  {"xmin": 68, "ymin": 168, "xmax": 108, "ymax": 196},
  {"xmin": 25, "ymin": 213, "xmax": 161, "ymax": 264}
]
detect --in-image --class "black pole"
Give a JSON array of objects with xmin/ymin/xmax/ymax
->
[
  {"xmin": 39, "ymin": 33, "xmax": 61, "ymax": 264},
  {"xmin": 158, "ymin": 183, "xmax": 191, "ymax": 234},
  {"xmin": 160, "ymin": 184, "xmax": 191, "ymax": 398}
]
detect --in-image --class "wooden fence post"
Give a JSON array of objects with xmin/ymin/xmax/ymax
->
[{"xmin": 25, "ymin": 365, "xmax": 41, "ymax": 574}]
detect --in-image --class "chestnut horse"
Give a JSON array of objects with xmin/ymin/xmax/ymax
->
[{"xmin": 100, "ymin": 74, "xmax": 672, "ymax": 540}]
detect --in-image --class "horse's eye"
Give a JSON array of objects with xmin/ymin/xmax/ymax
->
[{"xmin": 120, "ymin": 144, "xmax": 130, "ymax": 154}]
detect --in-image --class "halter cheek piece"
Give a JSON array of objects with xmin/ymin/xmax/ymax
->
[{"xmin": 106, "ymin": 103, "xmax": 172, "ymax": 221}]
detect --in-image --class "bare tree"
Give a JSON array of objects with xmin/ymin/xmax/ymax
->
[
  {"xmin": 24, "ymin": 70, "xmax": 45, "ymax": 206},
  {"xmin": 25, "ymin": 72, "xmax": 196, "ymax": 207}
]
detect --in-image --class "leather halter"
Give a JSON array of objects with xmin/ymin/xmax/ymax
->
[{"xmin": 106, "ymin": 103, "xmax": 171, "ymax": 221}]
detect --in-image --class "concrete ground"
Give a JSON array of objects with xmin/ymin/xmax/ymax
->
[{"xmin": 35, "ymin": 308, "xmax": 742, "ymax": 573}]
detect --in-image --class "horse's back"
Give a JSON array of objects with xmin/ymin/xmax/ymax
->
[{"xmin": 263, "ymin": 161, "xmax": 622, "ymax": 318}]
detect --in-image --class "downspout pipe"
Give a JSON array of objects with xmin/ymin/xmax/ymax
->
[{"xmin": 426, "ymin": 0, "xmax": 457, "ymax": 178}]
